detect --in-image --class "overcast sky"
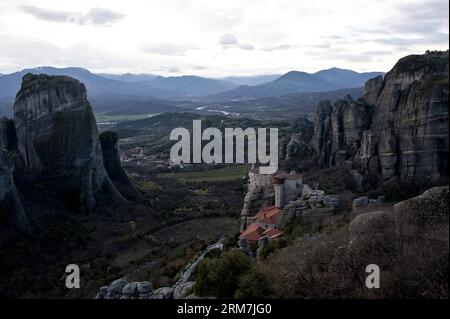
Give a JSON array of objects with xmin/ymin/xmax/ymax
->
[{"xmin": 0, "ymin": 0, "xmax": 448, "ymax": 77}]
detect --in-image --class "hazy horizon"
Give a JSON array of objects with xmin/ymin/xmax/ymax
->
[
  {"xmin": 0, "ymin": 0, "xmax": 448, "ymax": 77},
  {"xmin": 0, "ymin": 64, "xmax": 388, "ymax": 79}
]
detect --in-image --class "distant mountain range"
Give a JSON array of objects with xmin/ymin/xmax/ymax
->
[
  {"xmin": 145, "ymin": 75, "xmax": 238, "ymax": 97},
  {"xmin": 0, "ymin": 66, "xmax": 384, "ymax": 117},
  {"xmin": 97, "ymin": 73, "xmax": 159, "ymax": 83},
  {"xmin": 0, "ymin": 66, "xmax": 384, "ymax": 100},
  {"xmin": 98, "ymin": 73, "xmax": 239, "ymax": 96},
  {"xmin": 208, "ymin": 68, "xmax": 384, "ymax": 101},
  {"xmin": 0, "ymin": 67, "xmax": 183, "ymax": 100},
  {"xmin": 220, "ymin": 74, "xmax": 282, "ymax": 86}
]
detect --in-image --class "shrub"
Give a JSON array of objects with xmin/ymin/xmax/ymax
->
[
  {"xmin": 234, "ymin": 270, "xmax": 275, "ymax": 299},
  {"xmin": 259, "ymin": 239, "xmax": 287, "ymax": 259},
  {"xmin": 194, "ymin": 250, "xmax": 252, "ymax": 298}
]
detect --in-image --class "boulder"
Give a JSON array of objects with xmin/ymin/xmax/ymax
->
[
  {"xmin": 394, "ymin": 186, "xmax": 449, "ymax": 231},
  {"xmin": 108, "ymin": 278, "xmax": 128, "ymax": 295},
  {"xmin": 121, "ymin": 282, "xmax": 138, "ymax": 296},
  {"xmin": 139, "ymin": 292, "xmax": 154, "ymax": 299},
  {"xmin": 324, "ymin": 195, "xmax": 340, "ymax": 209},
  {"xmin": 137, "ymin": 281, "xmax": 153, "ymax": 294},
  {"xmin": 174, "ymin": 282, "xmax": 195, "ymax": 299},
  {"xmin": 376, "ymin": 195, "xmax": 386, "ymax": 204},
  {"xmin": 348, "ymin": 210, "xmax": 396, "ymax": 253},
  {"xmin": 353, "ymin": 196, "xmax": 368, "ymax": 208},
  {"xmin": 152, "ymin": 287, "xmax": 174, "ymax": 299}
]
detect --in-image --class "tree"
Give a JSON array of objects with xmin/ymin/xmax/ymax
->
[
  {"xmin": 234, "ymin": 270, "xmax": 275, "ymax": 299},
  {"xmin": 195, "ymin": 250, "xmax": 252, "ymax": 298}
]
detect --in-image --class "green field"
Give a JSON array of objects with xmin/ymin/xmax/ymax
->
[
  {"xmin": 95, "ymin": 113, "xmax": 160, "ymax": 123},
  {"xmin": 158, "ymin": 165, "xmax": 249, "ymax": 182}
]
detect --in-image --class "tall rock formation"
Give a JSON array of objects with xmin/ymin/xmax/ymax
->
[
  {"xmin": 13, "ymin": 74, "xmax": 123, "ymax": 212},
  {"xmin": 0, "ymin": 117, "xmax": 30, "ymax": 231},
  {"xmin": 99, "ymin": 131, "xmax": 139, "ymax": 199},
  {"xmin": 285, "ymin": 117, "xmax": 314, "ymax": 160},
  {"xmin": 312, "ymin": 51, "xmax": 449, "ymax": 186},
  {"xmin": 312, "ymin": 100, "xmax": 333, "ymax": 167}
]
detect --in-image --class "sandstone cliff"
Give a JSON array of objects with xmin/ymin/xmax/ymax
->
[
  {"xmin": 0, "ymin": 117, "xmax": 29, "ymax": 231},
  {"xmin": 284, "ymin": 117, "xmax": 314, "ymax": 160},
  {"xmin": 13, "ymin": 74, "xmax": 124, "ymax": 212},
  {"xmin": 312, "ymin": 51, "xmax": 449, "ymax": 186},
  {"xmin": 99, "ymin": 131, "xmax": 139, "ymax": 199}
]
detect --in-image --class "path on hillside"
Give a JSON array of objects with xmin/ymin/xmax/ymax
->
[{"xmin": 173, "ymin": 238, "xmax": 225, "ymax": 289}]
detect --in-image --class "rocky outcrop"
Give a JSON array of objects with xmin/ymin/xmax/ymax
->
[
  {"xmin": 241, "ymin": 171, "xmax": 270, "ymax": 231},
  {"xmin": 312, "ymin": 95, "xmax": 373, "ymax": 168},
  {"xmin": 0, "ymin": 149, "xmax": 30, "ymax": 231},
  {"xmin": 0, "ymin": 118, "xmax": 17, "ymax": 151},
  {"xmin": 394, "ymin": 185, "xmax": 449, "ymax": 234},
  {"xmin": 285, "ymin": 117, "xmax": 314, "ymax": 160},
  {"xmin": 312, "ymin": 100, "xmax": 333, "ymax": 167},
  {"xmin": 174, "ymin": 282, "xmax": 195, "ymax": 299},
  {"xmin": 95, "ymin": 279, "xmax": 154, "ymax": 299},
  {"xmin": 94, "ymin": 278, "xmax": 183, "ymax": 299},
  {"xmin": 352, "ymin": 196, "xmax": 369, "ymax": 208},
  {"xmin": 99, "ymin": 131, "xmax": 138, "ymax": 199},
  {"xmin": 348, "ymin": 185, "xmax": 449, "ymax": 254},
  {"xmin": 312, "ymin": 51, "xmax": 449, "ymax": 186},
  {"xmin": 363, "ymin": 75, "xmax": 384, "ymax": 105},
  {"xmin": 0, "ymin": 118, "xmax": 29, "ymax": 231},
  {"xmin": 348, "ymin": 210, "xmax": 396, "ymax": 253},
  {"xmin": 13, "ymin": 74, "xmax": 124, "ymax": 212}
]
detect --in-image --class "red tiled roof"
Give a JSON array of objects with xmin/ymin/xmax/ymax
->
[
  {"xmin": 239, "ymin": 223, "xmax": 265, "ymax": 242},
  {"xmin": 254, "ymin": 206, "xmax": 281, "ymax": 225},
  {"xmin": 263, "ymin": 228, "xmax": 284, "ymax": 239}
]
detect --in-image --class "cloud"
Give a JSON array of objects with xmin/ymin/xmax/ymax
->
[
  {"xmin": 261, "ymin": 44, "xmax": 301, "ymax": 52},
  {"xmin": 189, "ymin": 64, "xmax": 206, "ymax": 70},
  {"xmin": 141, "ymin": 43, "xmax": 191, "ymax": 56},
  {"xmin": 167, "ymin": 67, "xmax": 181, "ymax": 73},
  {"xmin": 219, "ymin": 34, "xmax": 238, "ymax": 45},
  {"xmin": 362, "ymin": 50, "xmax": 393, "ymax": 56},
  {"xmin": 304, "ymin": 48, "xmax": 374, "ymax": 63},
  {"xmin": 20, "ymin": 5, "xmax": 124, "ymax": 25},
  {"xmin": 349, "ymin": 0, "xmax": 449, "ymax": 39},
  {"xmin": 238, "ymin": 43, "xmax": 255, "ymax": 50},
  {"xmin": 373, "ymin": 32, "xmax": 449, "ymax": 47},
  {"xmin": 218, "ymin": 34, "xmax": 254, "ymax": 50}
]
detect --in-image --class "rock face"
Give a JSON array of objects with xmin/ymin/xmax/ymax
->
[
  {"xmin": 95, "ymin": 278, "xmax": 156, "ymax": 299},
  {"xmin": 348, "ymin": 210, "xmax": 396, "ymax": 253},
  {"xmin": 348, "ymin": 185, "xmax": 449, "ymax": 254},
  {"xmin": 240, "ymin": 170, "xmax": 275, "ymax": 231},
  {"xmin": 174, "ymin": 282, "xmax": 195, "ymax": 299},
  {"xmin": 13, "ymin": 74, "xmax": 123, "ymax": 212},
  {"xmin": 99, "ymin": 131, "xmax": 138, "ymax": 199},
  {"xmin": 312, "ymin": 100, "xmax": 333, "ymax": 167},
  {"xmin": 352, "ymin": 196, "xmax": 369, "ymax": 208},
  {"xmin": 394, "ymin": 185, "xmax": 449, "ymax": 233},
  {"xmin": 285, "ymin": 117, "xmax": 314, "ymax": 160},
  {"xmin": 312, "ymin": 51, "xmax": 449, "ymax": 186},
  {"xmin": 312, "ymin": 95, "xmax": 373, "ymax": 168},
  {"xmin": 0, "ymin": 118, "xmax": 29, "ymax": 231}
]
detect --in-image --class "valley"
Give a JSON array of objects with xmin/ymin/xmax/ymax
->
[{"xmin": 0, "ymin": 50, "xmax": 448, "ymax": 299}]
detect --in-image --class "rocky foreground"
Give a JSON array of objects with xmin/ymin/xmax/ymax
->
[{"xmin": 95, "ymin": 278, "xmax": 196, "ymax": 300}]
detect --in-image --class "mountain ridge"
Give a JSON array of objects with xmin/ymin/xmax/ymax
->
[{"xmin": 208, "ymin": 68, "xmax": 384, "ymax": 101}]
